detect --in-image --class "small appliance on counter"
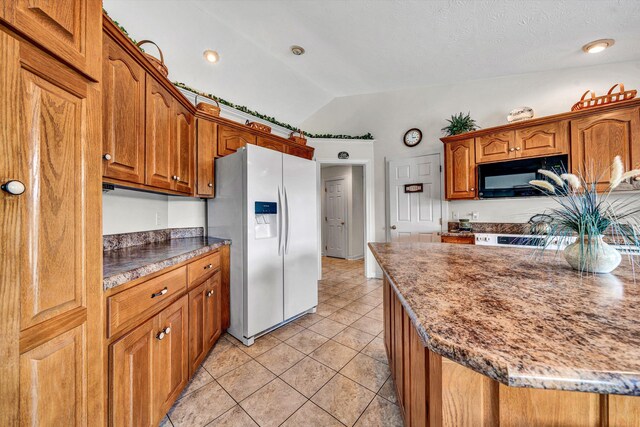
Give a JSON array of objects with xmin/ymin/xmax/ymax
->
[{"xmin": 458, "ymin": 219, "xmax": 472, "ymax": 232}]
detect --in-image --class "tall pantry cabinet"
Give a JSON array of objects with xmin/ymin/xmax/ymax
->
[{"xmin": 0, "ymin": 0, "xmax": 104, "ymax": 426}]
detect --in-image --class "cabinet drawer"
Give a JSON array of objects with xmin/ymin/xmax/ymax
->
[
  {"xmin": 441, "ymin": 235, "xmax": 475, "ymax": 245},
  {"xmin": 108, "ymin": 267, "xmax": 187, "ymax": 337},
  {"xmin": 188, "ymin": 251, "xmax": 221, "ymax": 288}
]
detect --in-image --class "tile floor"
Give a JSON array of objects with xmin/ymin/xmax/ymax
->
[{"xmin": 161, "ymin": 257, "xmax": 403, "ymax": 427}]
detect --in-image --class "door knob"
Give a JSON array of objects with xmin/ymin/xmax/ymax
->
[
  {"xmin": 103, "ymin": 153, "xmax": 112, "ymax": 160},
  {"xmin": 341, "ymin": 222, "xmax": 345, "ymax": 225},
  {"xmin": 391, "ymin": 225, "xmax": 397, "ymax": 230},
  {"xmin": 1, "ymin": 180, "xmax": 26, "ymax": 195}
]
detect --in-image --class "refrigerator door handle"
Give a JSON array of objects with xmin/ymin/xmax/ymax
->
[
  {"xmin": 277, "ymin": 186, "xmax": 283, "ymax": 256},
  {"xmin": 284, "ymin": 186, "xmax": 291, "ymax": 254}
]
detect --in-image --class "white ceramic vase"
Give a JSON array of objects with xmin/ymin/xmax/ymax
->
[{"xmin": 563, "ymin": 236, "xmax": 621, "ymax": 274}]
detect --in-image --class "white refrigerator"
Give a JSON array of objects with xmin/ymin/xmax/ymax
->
[{"xmin": 208, "ymin": 144, "xmax": 318, "ymax": 345}]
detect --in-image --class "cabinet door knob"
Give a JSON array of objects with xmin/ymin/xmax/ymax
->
[
  {"xmin": 515, "ymin": 147, "xmax": 521, "ymax": 151},
  {"xmin": 156, "ymin": 331, "xmax": 165, "ymax": 340},
  {"xmin": 208, "ymin": 183, "xmax": 213, "ymax": 188},
  {"xmin": 103, "ymin": 153, "xmax": 112, "ymax": 160},
  {"xmin": 172, "ymin": 175, "xmax": 177, "ymax": 180},
  {"xmin": 206, "ymin": 290, "xmax": 214, "ymax": 297},
  {"xmin": 203, "ymin": 263, "xmax": 213, "ymax": 270},
  {"xmin": 151, "ymin": 287, "xmax": 168, "ymax": 298},
  {"xmin": 163, "ymin": 327, "xmax": 171, "ymax": 335},
  {"xmin": 470, "ymin": 187, "xmax": 475, "ymax": 191},
  {"xmin": 509, "ymin": 148, "xmax": 515, "ymax": 152},
  {"xmin": 1, "ymin": 180, "xmax": 26, "ymax": 195}
]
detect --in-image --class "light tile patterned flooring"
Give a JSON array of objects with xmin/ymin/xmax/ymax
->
[{"xmin": 161, "ymin": 257, "xmax": 403, "ymax": 427}]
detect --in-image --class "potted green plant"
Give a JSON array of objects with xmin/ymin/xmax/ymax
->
[
  {"xmin": 529, "ymin": 157, "xmax": 640, "ymax": 273},
  {"xmin": 441, "ymin": 112, "xmax": 479, "ymax": 136}
]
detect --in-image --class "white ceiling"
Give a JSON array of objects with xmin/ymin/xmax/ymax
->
[{"xmin": 104, "ymin": 0, "xmax": 640, "ymax": 125}]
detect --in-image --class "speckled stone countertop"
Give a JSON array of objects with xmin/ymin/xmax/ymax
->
[
  {"xmin": 104, "ymin": 236, "xmax": 230, "ymax": 291},
  {"xmin": 369, "ymin": 242, "xmax": 640, "ymax": 396}
]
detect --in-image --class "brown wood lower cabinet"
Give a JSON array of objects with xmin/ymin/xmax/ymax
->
[
  {"xmin": 440, "ymin": 235, "xmax": 474, "ymax": 245},
  {"xmin": 383, "ymin": 278, "xmax": 640, "ymax": 427},
  {"xmin": 108, "ymin": 249, "xmax": 229, "ymax": 426},
  {"xmin": 188, "ymin": 272, "xmax": 222, "ymax": 376}
]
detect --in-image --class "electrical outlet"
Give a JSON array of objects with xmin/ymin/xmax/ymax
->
[
  {"xmin": 452, "ymin": 211, "xmax": 459, "ymax": 220},
  {"xmin": 471, "ymin": 211, "xmax": 479, "ymax": 220}
]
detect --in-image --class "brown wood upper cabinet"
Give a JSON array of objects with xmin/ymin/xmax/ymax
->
[
  {"xmin": 145, "ymin": 75, "xmax": 195, "ymax": 194},
  {"xmin": 102, "ymin": 32, "xmax": 146, "ymax": 183},
  {"xmin": 571, "ymin": 107, "xmax": 640, "ymax": 191},
  {"xmin": 146, "ymin": 75, "xmax": 175, "ymax": 191},
  {"xmin": 3, "ymin": 0, "xmax": 102, "ymax": 79},
  {"xmin": 476, "ymin": 131, "xmax": 515, "ymax": 163},
  {"xmin": 257, "ymin": 136, "xmax": 285, "ymax": 152},
  {"xmin": 196, "ymin": 119, "xmax": 217, "ymax": 197},
  {"xmin": 445, "ymin": 138, "xmax": 476, "ymax": 199},
  {"xmin": 515, "ymin": 120, "xmax": 569, "ymax": 158},
  {"xmin": 476, "ymin": 123, "xmax": 568, "ymax": 164},
  {"xmin": 218, "ymin": 125, "xmax": 257, "ymax": 156},
  {"xmin": 174, "ymin": 103, "xmax": 195, "ymax": 194}
]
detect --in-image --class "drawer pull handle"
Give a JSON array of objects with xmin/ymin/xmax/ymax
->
[
  {"xmin": 156, "ymin": 327, "xmax": 171, "ymax": 340},
  {"xmin": 151, "ymin": 287, "xmax": 168, "ymax": 298},
  {"xmin": 206, "ymin": 290, "xmax": 214, "ymax": 297},
  {"xmin": 204, "ymin": 263, "xmax": 213, "ymax": 270}
]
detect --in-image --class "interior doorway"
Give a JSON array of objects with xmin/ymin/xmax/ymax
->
[
  {"xmin": 386, "ymin": 153, "xmax": 442, "ymax": 242},
  {"xmin": 320, "ymin": 164, "xmax": 366, "ymax": 273},
  {"xmin": 324, "ymin": 177, "xmax": 347, "ymax": 258}
]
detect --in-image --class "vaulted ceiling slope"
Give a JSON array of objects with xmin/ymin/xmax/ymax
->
[{"xmin": 104, "ymin": 0, "xmax": 640, "ymax": 126}]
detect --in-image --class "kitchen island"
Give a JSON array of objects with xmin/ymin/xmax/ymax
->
[{"xmin": 369, "ymin": 242, "xmax": 640, "ymax": 427}]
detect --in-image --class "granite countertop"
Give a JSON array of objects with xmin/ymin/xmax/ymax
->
[
  {"xmin": 104, "ymin": 236, "xmax": 230, "ymax": 290},
  {"xmin": 369, "ymin": 242, "xmax": 640, "ymax": 396}
]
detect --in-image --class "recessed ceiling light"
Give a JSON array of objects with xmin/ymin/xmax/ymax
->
[
  {"xmin": 290, "ymin": 45, "xmax": 305, "ymax": 56},
  {"xmin": 203, "ymin": 49, "xmax": 220, "ymax": 63},
  {"xmin": 582, "ymin": 39, "xmax": 615, "ymax": 54}
]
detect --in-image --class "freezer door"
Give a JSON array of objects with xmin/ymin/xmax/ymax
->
[
  {"xmin": 246, "ymin": 145, "xmax": 284, "ymax": 337},
  {"xmin": 283, "ymin": 153, "xmax": 319, "ymax": 320}
]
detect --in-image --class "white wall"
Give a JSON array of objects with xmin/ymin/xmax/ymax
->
[
  {"xmin": 302, "ymin": 61, "xmax": 640, "ymax": 240},
  {"xmin": 103, "ymin": 189, "xmax": 206, "ymax": 235},
  {"xmin": 321, "ymin": 165, "xmax": 365, "ymax": 259}
]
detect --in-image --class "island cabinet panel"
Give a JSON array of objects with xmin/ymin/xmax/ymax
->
[
  {"xmin": 609, "ymin": 395, "xmax": 640, "ymax": 426},
  {"xmin": 445, "ymin": 138, "xmax": 476, "ymax": 200},
  {"xmin": 102, "ymin": 32, "xmax": 146, "ymax": 183},
  {"xmin": 3, "ymin": 0, "xmax": 101, "ymax": 79},
  {"xmin": 382, "ymin": 275, "xmax": 640, "ymax": 427},
  {"xmin": 570, "ymin": 107, "xmax": 640, "ymax": 191},
  {"xmin": 196, "ymin": 119, "xmax": 217, "ymax": 197},
  {"xmin": 173, "ymin": 104, "xmax": 195, "ymax": 194},
  {"xmin": 145, "ymin": 75, "xmax": 174, "ymax": 190},
  {"xmin": 498, "ymin": 385, "xmax": 602, "ymax": 427},
  {"xmin": 475, "ymin": 131, "xmax": 515, "ymax": 163},
  {"xmin": 514, "ymin": 120, "xmax": 569, "ymax": 158},
  {"xmin": 218, "ymin": 125, "xmax": 256, "ymax": 156}
]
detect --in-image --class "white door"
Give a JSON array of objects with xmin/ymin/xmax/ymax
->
[
  {"xmin": 246, "ymin": 145, "xmax": 284, "ymax": 337},
  {"xmin": 388, "ymin": 154, "xmax": 442, "ymax": 242},
  {"xmin": 324, "ymin": 178, "xmax": 347, "ymax": 258},
  {"xmin": 283, "ymin": 153, "xmax": 318, "ymax": 320}
]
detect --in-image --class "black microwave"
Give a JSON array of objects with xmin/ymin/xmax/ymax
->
[{"xmin": 478, "ymin": 155, "xmax": 568, "ymax": 199}]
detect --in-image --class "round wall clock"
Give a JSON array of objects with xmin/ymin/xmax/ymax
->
[{"xmin": 403, "ymin": 128, "xmax": 422, "ymax": 147}]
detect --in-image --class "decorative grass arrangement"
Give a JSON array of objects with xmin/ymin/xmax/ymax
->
[
  {"xmin": 441, "ymin": 112, "xmax": 479, "ymax": 136},
  {"xmin": 529, "ymin": 157, "xmax": 640, "ymax": 273}
]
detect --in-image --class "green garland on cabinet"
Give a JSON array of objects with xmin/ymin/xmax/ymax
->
[
  {"xmin": 173, "ymin": 82, "xmax": 374, "ymax": 140},
  {"xmin": 102, "ymin": 9, "xmax": 373, "ymax": 140}
]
